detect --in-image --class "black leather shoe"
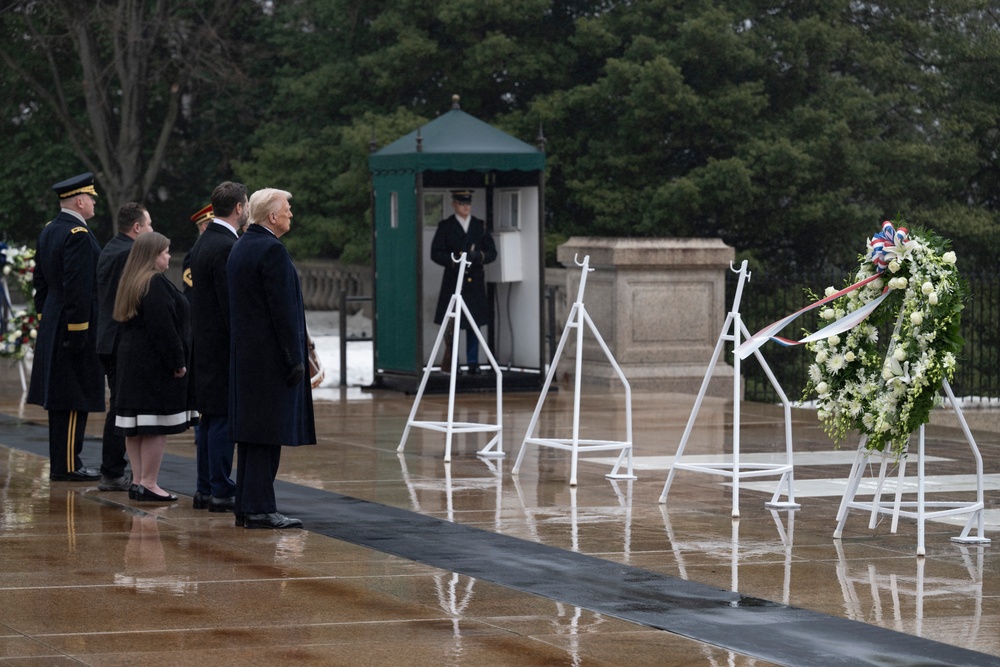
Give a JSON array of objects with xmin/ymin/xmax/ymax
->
[
  {"xmin": 243, "ymin": 512, "xmax": 302, "ymax": 529},
  {"xmin": 193, "ymin": 491, "xmax": 211, "ymax": 510},
  {"xmin": 50, "ymin": 467, "xmax": 101, "ymax": 482},
  {"xmin": 134, "ymin": 485, "xmax": 178, "ymax": 502},
  {"xmin": 465, "ymin": 364, "xmax": 481, "ymax": 375},
  {"xmin": 98, "ymin": 474, "xmax": 132, "ymax": 492},
  {"xmin": 208, "ymin": 496, "xmax": 235, "ymax": 513},
  {"xmin": 128, "ymin": 484, "xmax": 139, "ymax": 500},
  {"xmin": 234, "ymin": 513, "xmax": 245, "ymax": 527}
]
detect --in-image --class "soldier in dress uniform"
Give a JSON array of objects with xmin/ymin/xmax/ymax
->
[
  {"xmin": 430, "ymin": 190, "xmax": 497, "ymax": 374},
  {"xmin": 28, "ymin": 172, "xmax": 106, "ymax": 481},
  {"xmin": 182, "ymin": 204, "xmax": 212, "ymax": 301}
]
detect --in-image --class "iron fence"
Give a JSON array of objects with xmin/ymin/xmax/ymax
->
[{"xmin": 730, "ymin": 268, "xmax": 1000, "ymax": 403}]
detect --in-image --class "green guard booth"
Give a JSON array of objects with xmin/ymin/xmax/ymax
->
[{"xmin": 368, "ymin": 102, "xmax": 546, "ymax": 392}]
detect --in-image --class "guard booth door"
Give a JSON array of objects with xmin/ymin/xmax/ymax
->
[{"xmin": 374, "ymin": 174, "xmax": 418, "ymax": 372}]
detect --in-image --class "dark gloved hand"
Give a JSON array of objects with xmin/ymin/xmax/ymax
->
[
  {"xmin": 62, "ymin": 332, "xmax": 86, "ymax": 354},
  {"xmin": 285, "ymin": 362, "xmax": 305, "ymax": 387}
]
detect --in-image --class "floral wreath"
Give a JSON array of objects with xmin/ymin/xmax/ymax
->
[
  {"xmin": 803, "ymin": 221, "xmax": 965, "ymax": 458},
  {"xmin": 0, "ymin": 243, "xmax": 38, "ymax": 361}
]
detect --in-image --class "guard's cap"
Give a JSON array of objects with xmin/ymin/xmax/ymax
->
[
  {"xmin": 450, "ymin": 190, "xmax": 473, "ymax": 203},
  {"xmin": 52, "ymin": 172, "xmax": 97, "ymax": 199},
  {"xmin": 190, "ymin": 204, "xmax": 213, "ymax": 225}
]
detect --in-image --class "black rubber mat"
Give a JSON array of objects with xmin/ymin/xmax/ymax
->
[{"xmin": 1, "ymin": 414, "xmax": 994, "ymax": 667}]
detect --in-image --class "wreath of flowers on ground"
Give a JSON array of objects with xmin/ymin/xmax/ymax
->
[
  {"xmin": 0, "ymin": 243, "xmax": 38, "ymax": 361},
  {"xmin": 803, "ymin": 221, "xmax": 966, "ymax": 458}
]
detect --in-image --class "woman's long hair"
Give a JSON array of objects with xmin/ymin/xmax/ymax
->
[{"xmin": 113, "ymin": 232, "xmax": 170, "ymax": 322}]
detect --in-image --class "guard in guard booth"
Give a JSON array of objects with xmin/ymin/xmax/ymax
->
[
  {"xmin": 430, "ymin": 190, "xmax": 497, "ymax": 374},
  {"xmin": 27, "ymin": 172, "xmax": 106, "ymax": 481}
]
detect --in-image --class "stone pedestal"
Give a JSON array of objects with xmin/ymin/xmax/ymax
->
[{"xmin": 556, "ymin": 237, "xmax": 735, "ymax": 397}]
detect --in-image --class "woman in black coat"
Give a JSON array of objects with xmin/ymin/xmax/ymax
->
[{"xmin": 113, "ymin": 232, "xmax": 195, "ymax": 502}]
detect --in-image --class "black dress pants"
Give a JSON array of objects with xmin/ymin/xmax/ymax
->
[
  {"xmin": 234, "ymin": 443, "xmax": 282, "ymax": 515},
  {"xmin": 48, "ymin": 410, "xmax": 88, "ymax": 476},
  {"xmin": 99, "ymin": 353, "xmax": 128, "ymax": 479}
]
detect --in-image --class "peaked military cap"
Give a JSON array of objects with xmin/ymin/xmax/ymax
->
[
  {"xmin": 190, "ymin": 204, "xmax": 214, "ymax": 225},
  {"xmin": 52, "ymin": 172, "xmax": 98, "ymax": 199},
  {"xmin": 450, "ymin": 190, "xmax": 473, "ymax": 203}
]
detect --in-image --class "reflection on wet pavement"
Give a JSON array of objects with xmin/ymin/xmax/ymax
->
[{"xmin": 0, "ymin": 375, "xmax": 996, "ymax": 665}]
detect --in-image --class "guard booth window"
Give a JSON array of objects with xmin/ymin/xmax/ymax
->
[
  {"xmin": 423, "ymin": 193, "xmax": 445, "ymax": 226},
  {"xmin": 390, "ymin": 192, "xmax": 399, "ymax": 229}
]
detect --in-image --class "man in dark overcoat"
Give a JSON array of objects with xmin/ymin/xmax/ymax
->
[
  {"xmin": 28, "ymin": 172, "xmax": 106, "ymax": 481},
  {"xmin": 189, "ymin": 182, "xmax": 247, "ymax": 514},
  {"xmin": 95, "ymin": 202, "xmax": 153, "ymax": 491},
  {"xmin": 430, "ymin": 189, "xmax": 497, "ymax": 374},
  {"xmin": 227, "ymin": 187, "xmax": 315, "ymax": 529}
]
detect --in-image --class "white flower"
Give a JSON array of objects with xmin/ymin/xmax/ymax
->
[
  {"xmin": 815, "ymin": 350, "xmax": 828, "ymax": 364},
  {"xmin": 828, "ymin": 335, "xmax": 841, "ymax": 346},
  {"xmin": 928, "ymin": 292, "xmax": 938, "ymax": 305},
  {"xmin": 845, "ymin": 351, "xmax": 855, "ymax": 362},
  {"xmin": 882, "ymin": 367, "xmax": 894, "ymax": 381},
  {"xmin": 826, "ymin": 354, "xmax": 846, "ymax": 373},
  {"xmin": 29, "ymin": 329, "xmax": 36, "ymax": 340},
  {"xmin": 816, "ymin": 382, "xmax": 829, "ymax": 395},
  {"xmin": 2, "ymin": 265, "xmax": 9, "ymax": 276},
  {"xmin": 893, "ymin": 347, "xmax": 907, "ymax": 361},
  {"xmin": 942, "ymin": 251, "xmax": 957, "ymax": 264},
  {"xmin": 825, "ymin": 286, "xmax": 836, "ymax": 297},
  {"xmin": 921, "ymin": 281, "xmax": 934, "ymax": 294},
  {"xmin": 872, "ymin": 277, "xmax": 884, "ymax": 290},
  {"xmin": 888, "ymin": 259, "xmax": 900, "ymax": 273},
  {"xmin": 910, "ymin": 311, "xmax": 923, "ymax": 326},
  {"xmin": 821, "ymin": 308, "xmax": 835, "ymax": 320},
  {"xmin": 808, "ymin": 364, "xmax": 823, "ymax": 383}
]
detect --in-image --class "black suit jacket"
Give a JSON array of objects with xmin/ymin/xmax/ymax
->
[
  {"xmin": 189, "ymin": 222, "xmax": 238, "ymax": 416},
  {"xmin": 96, "ymin": 233, "xmax": 133, "ymax": 356}
]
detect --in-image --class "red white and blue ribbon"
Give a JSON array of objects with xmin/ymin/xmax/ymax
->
[{"xmin": 734, "ymin": 222, "xmax": 907, "ymax": 360}]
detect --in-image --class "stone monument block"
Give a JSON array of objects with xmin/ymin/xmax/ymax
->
[{"xmin": 555, "ymin": 237, "xmax": 736, "ymax": 396}]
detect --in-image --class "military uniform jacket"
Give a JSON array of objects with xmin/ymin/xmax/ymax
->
[
  {"xmin": 115, "ymin": 273, "xmax": 193, "ymax": 414},
  {"xmin": 431, "ymin": 214, "xmax": 497, "ymax": 326},
  {"xmin": 95, "ymin": 233, "xmax": 133, "ymax": 357},
  {"xmin": 27, "ymin": 211, "xmax": 105, "ymax": 412},
  {"xmin": 227, "ymin": 225, "xmax": 315, "ymax": 447},
  {"xmin": 189, "ymin": 222, "xmax": 237, "ymax": 416}
]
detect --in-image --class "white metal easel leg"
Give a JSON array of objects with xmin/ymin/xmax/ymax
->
[
  {"xmin": 660, "ymin": 261, "xmax": 799, "ymax": 517},
  {"xmin": 512, "ymin": 254, "xmax": 635, "ymax": 486},
  {"xmin": 832, "ymin": 380, "xmax": 990, "ymax": 555},
  {"xmin": 398, "ymin": 252, "xmax": 503, "ymax": 462}
]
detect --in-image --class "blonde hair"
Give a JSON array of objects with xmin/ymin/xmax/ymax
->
[
  {"xmin": 248, "ymin": 188, "xmax": 292, "ymax": 226},
  {"xmin": 113, "ymin": 232, "xmax": 170, "ymax": 322}
]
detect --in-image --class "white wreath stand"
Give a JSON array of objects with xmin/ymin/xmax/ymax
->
[
  {"xmin": 833, "ymin": 379, "xmax": 991, "ymax": 556},
  {"xmin": 397, "ymin": 252, "xmax": 503, "ymax": 463},
  {"xmin": 659, "ymin": 261, "xmax": 799, "ymax": 518},
  {"xmin": 511, "ymin": 254, "xmax": 636, "ymax": 486}
]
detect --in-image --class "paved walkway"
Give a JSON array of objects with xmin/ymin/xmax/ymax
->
[{"xmin": 0, "ymin": 360, "xmax": 997, "ymax": 665}]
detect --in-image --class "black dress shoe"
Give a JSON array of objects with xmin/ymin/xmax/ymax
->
[
  {"xmin": 193, "ymin": 491, "xmax": 211, "ymax": 510},
  {"xmin": 243, "ymin": 512, "xmax": 302, "ymax": 529},
  {"xmin": 134, "ymin": 485, "xmax": 178, "ymax": 502},
  {"xmin": 49, "ymin": 467, "xmax": 100, "ymax": 482},
  {"xmin": 128, "ymin": 484, "xmax": 139, "ymax": 500},
  {"xmin": 208, "ymin": 496, "xmax": 235, "ymax": 513},
  {"xmin": 465, "ymin": 364, "xmax": 481, "ymax": 375},
  {"xmin": 234, "ymin": 513, "xmax": 245, "ymax": 527}
]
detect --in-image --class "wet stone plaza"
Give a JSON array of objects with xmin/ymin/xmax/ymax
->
[{"xmin": 0, "ymin": 358, "xmax": 997, "ymax": 666}]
